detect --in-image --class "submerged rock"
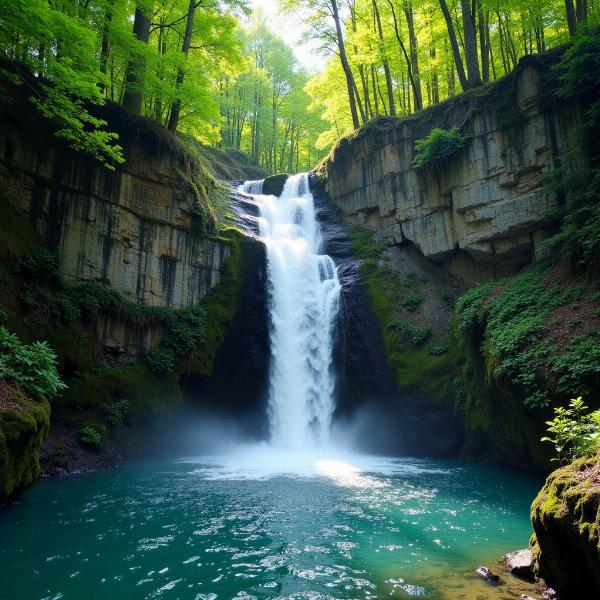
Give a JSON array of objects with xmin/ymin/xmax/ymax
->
[
  {"xmin": 475, "ymin": 566, "xmax": 500, "ymax": 584},
  {"xmin": 504, "ymin": 549, "xmax": 534, "ymax": 579},
  {"xmin": 531, "ymin": 453, "xmax": 600, "ymax": 597}
]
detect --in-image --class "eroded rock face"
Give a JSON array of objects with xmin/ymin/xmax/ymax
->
[
  {"xmin": 313, "ymin": 193, "xmax": 462, "ymax": 457},
  {"xmin": 0, "ymin": 119, "xmax": 231, "ymax": 362},
  {"xmin": 324, "ymin": 60, "xmax": 583, "ymax": 286},
  {"xmin": 531, "ymin": 453, "xmax": 600, "ymax": 598}
]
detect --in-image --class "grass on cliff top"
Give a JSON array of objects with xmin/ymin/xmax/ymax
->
[{"xmin": 348, "ymin": 225, "xmax": 455, "ymax": 402}]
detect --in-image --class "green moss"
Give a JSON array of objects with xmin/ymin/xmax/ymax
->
[
  {"xmin": 346, "ymin": 226, "xmax": 457, "ymax": 403},
  {"xmin": 188, "ymin": 228, "xmax": 245, "ymax": 378},
  {"xmin": 0, "ymin": 388, "xmax": 50, "ymax": 504},
  {"xmin": 531, "ymin": 453, "xmax": 600, "ymax": 595},
  {"xmin": 454, "ymin": 265, "xmax": 600, "ymax": 412},
  {"xmin": 262, "ymin": 173, "xmax": 289, "ymax": 196},
  {"xmin": 58, "ymin": 363, "xmax": 181, "ymax": 426}
]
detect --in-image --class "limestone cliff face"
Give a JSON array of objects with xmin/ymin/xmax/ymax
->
[
  {"xmin": 324, "ymin": 57, "xmax": 582, "ymax": 285},
  {"xmin": 0, "ymin": 116, "xmax": 230, "ymax": 361}
]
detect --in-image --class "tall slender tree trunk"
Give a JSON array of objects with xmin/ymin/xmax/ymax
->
[
  {"xmin": 99, "ymin": 0, "xmax": 113, "ymax": 94},
  {"xmin": 371, "ymin": 65, "xmax": 380, "ymax": 114},
  {"xmin": 565, "ymin": 0, "xmax": 577, "ymax": 36},
  {"xmin": 576, "ymin": 0, "xmax": 588, "ymax": 22},
  {"xmin": 388, "ymin": 0, "xmax": 422, "ymax": 110},
  {"xmin": 168, "ymin": 0, "xmax": 197, "ymax": 132},
  {"xmin": 403, "ymin": 1, "xmax": 423, "ymax": 110},
  {"xmin": 330, "ymin": 0, "xmax": 360, "ymax": 129},
  {"xmin": 438, "ymin": 0, "xmax": 469, "ymax": 91},
  {"xmin": 461, "ymin": 0, "xmax": 481, "ymax": 87},
  {"xmin": 373, "ymin": 0, "xmax": 396, "ymax": 116},
  {"xmin": 477, "ymin": 2, "xmax": 489, "ymax": 82},
  {"xmin": 122, "ymin": 5, "xmax": 152, "ymax": 114}
]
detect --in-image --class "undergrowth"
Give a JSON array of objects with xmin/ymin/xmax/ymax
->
[{"xmin": 455, "ymin": 266, "xmax": 600, "ymax": 409}]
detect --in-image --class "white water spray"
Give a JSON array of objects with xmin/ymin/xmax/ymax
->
[{"xmin": 240, "ymin": 174, "xmax": 341, "ymax": 450}]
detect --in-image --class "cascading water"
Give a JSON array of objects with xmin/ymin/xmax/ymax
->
[{"xmin": 240, "ymin": 174, "xmax": 341, "ymax": 450}]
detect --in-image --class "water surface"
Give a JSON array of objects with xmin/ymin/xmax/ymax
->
[{"xmin": 0, "ymin": 450, "xmax": 541, "ymax": 600}]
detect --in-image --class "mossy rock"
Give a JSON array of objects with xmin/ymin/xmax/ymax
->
[
  {"xmin": 530, "ymin": 453, "xmax": 600, "ymax": 596},
  {"xmin": 0, "ymin": 386, "xmax": 50, "ymax": 504},
  {"xmin": 57, "ymin": 364, "xmax": 181, "ymax": 425},
  {"xmin": 262, "ymin": 173, "xmax": 289, "ymax": 196}
]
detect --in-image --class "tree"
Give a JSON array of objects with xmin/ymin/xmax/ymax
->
[{"xmin": 122, "ymin": 2, "xmax": 152, "ymax": 114}]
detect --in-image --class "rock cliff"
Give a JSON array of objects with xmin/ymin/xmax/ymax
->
[
  {"xmin": 1, "ymin": 107, "xmax": 232, "ymax": 362},
  {"xmin": 322, "ymin": 54, "xmax": 582, "ymax": 286}
]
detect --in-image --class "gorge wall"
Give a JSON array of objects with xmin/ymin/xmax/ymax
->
[
  {"xmin": 323, "ymin": 55, "xmax": 582, "ymax": 287},
  {"xmin": 0, "ymin": 100, "xmax": 268, "ymax": 493},
  {"xmin": 315, "ymin": 52, "xmax": 592, "ymax": 470}
]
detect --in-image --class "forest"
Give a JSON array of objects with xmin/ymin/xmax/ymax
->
[{"xmin": 1, "ymin": 0, "xmax": 598, "ymax": 172}]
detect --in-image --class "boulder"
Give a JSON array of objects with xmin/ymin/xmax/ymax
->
[
  {"xmin": 475, "ymin": 566, "xmax": 500, "ymax": 584},
  {"xmin": 504, "ymin": 549, "xmax": 534, "ymax": 580},
  {"xmin": 262, "ymin": 173, "xmax": 289, "ymax": 196},
  {"xmin": 531, "ymin": 453, "xmax": 600, "ymax": 597}
]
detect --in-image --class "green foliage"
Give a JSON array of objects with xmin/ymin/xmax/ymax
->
[
  {"xmin": 401, "ymin": 292, "xmax": 423, "ymax": 312},
  {"xmin": 539, "ymin": 28, "xmax": 600, "ymax": 273},
  {"xmin": 388, "ymin": 319, "xmax": 431, "ymax": 347},
  {"xmin": 102, "ymin": 399, "xmax": 130, "ymax": 428},
  {"xmin": 0, "ymin": 0, "xmax": 123, "ymax": 167},
  {"xmin": 0, "ymin": 326, "xmax": 65, "ymax": 397},
  {"xmin": 427, "ymin": 344, "xmax": 448, "ymax": 356},
  {"xmin": 455, "ymin": 267, "xmax": 600, "ymax": 409},
  {"xmin": 79, "ymin": 425, "xmax": 102, "ymax": 447},
  {"xmin": 542, "ymin": 397, "xmax": 600, "ymax": 464},
  {"xmin": 147, "ymin": 348, "xmax": 176, "ymax": 374},
  {"xmin": 412, "ymin": 128, "xmax": 470, "ymax": 169}
]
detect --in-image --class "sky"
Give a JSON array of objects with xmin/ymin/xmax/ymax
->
[{"xmin": 248, "ymin": 0, "xmax": 327, "ymax": 73}]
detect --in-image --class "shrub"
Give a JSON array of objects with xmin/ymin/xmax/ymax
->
[
  {"xmin": 79, "ymin": 425, "xmax": 102, "ymax": 447},
  {"xmin": 542, "ymin": 397, "xmax": 600, "ymax": 464},
  {"xmin": 412, "ymin": 127, "xmax": 470, "ymax": 169},
  {"xmin": 103, "ymin": 399, "xmax": 129, "ymax": 427},
  {"xmin": 401, "ymin": 292, "xmax": 423, "ymax": 312},
  {"xmin": 388, "ymin": 319, "xmax": 431, "ymax": 347},
  {"xmin": 147, "ymin": 348, "xmax": 175, "ymax": 374},
  {"xmin": 455, "ymin": 267, "xmax": 600, "ymax": 409},
  {"xmin": 0, "ymin": 326, "xmax": 65, "ymax": 397}
]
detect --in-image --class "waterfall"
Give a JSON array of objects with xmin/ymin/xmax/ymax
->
[
  {"xmin": 239, "ymin": 174, "xmax": 341, "ymax": 450},
  {"xmin": 240, "ymin": 179, "xmax": 264, "ymax": 194}
]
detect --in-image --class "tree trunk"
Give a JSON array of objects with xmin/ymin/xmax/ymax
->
[
  {"xmin": 99, "ymin": 0, "xmax": 113, "ymax": 94},
  {"xmin": 477, "ymin": 2, "xmax": 489, "ymax": 82},
  {"xmin": 122, "ymin": 5, "xmax": 152, "ymax": 114},
  {"xmin": 565, "ymin": 0, "xmax": 577, "ymax": 36},
  {"xmin": 388, "ymin": 0, "xmax": 422, "ymax": 110},
  {"xmin": 403, "ymin": 1, "xmax": 423, "ymax": 110},
  {"xmin": 373, "ymin": 0, "xmax": 396, "ymax": 116},
  {"xmin": 576, "ymin": 0, "xmax": 588, "ymax": 22},
  {"xmin": 438, "ymin": 0, "xmax": 469, "ymax": 91},
  {"xmin": 168, "ymin": 0, "xmax": 197, "ymax": 132},
  {"xmin": 371, "ymin": 64, "xmax": 379, "ymax": 114},
  {"xmin": 461, "ymin": 0, "xmax": 481, "ymax": 87},
  {"xmin": 330, "ymin": 0, "xmax": 360, "ymax": 129}
]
